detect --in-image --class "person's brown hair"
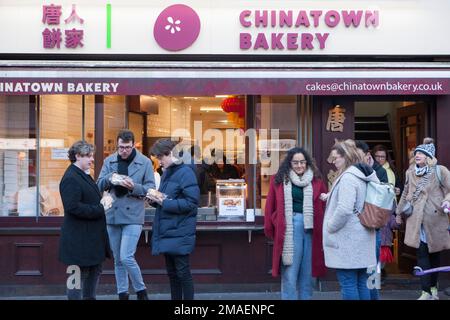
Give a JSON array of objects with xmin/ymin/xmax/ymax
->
[
  {"xmin": 68, "ymin": 140, "xmax": 95, "ymax": 163},
  {"xmin": 331, "ymin": 139, "xmax": 364, "ymax": 175},
  {"xmin": 150, "ymin": 138, "xmax": 178, "ymax": 157},
  {"xmin": 372, "ymin": 144, "xmax": 396, "ymax": 171},
  {"xmin": 117, "ymin": 129, "xmax": 135, "ymax": 144}
]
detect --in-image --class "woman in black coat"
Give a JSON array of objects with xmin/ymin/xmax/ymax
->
[
  {"xmin": 59, "ymin": 141, "xmax": 111, "ymax": 300},
  {"xmin": 148, "ymin": 139, "xmax": 200, "ymax": 300}
]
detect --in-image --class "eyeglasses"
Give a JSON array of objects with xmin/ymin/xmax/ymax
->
[
  {"xmin": 331, "ymin": 155, "xmax": 342, "ymax": 162},
  {"xmin": 118, "ymin": 145, "xmax": 133, "ymax": 151},
  {"xmin": 291, "ymin": 160, "xmax": 307, "ymax": 166},
  {"xmin": 375, "ymin": 155, "xmax": 386, "ymax": 159}
]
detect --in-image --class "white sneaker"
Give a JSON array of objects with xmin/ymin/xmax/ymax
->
[
  {"xmin": 417, "ymin": 291, "xmax": 433, "ymax": 300},
  {"xmin": 431, "ymin": 287, "xmax": 439, "ymax": 300}
]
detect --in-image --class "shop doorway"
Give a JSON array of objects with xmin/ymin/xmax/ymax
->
[
  {"xmin": 353, "ymin": 98, "xmax": 434, "ymax": 275},
  {"xmin": 317, "ymin": 96, "xmax": 435, "ymax": 276}
]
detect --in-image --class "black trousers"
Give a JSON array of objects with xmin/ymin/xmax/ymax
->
[
  {"xmin": 417, "ymin": 241, "xmax": 441, "ymax": 293},
  {"xmin": 164, "ymin": 254, "xmax": 194, "ymax": 300},
  {"xmin": 66, "ymin": 264, "xmax": 102, "ymax": 300}
]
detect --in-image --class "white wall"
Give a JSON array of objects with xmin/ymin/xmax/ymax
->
[{"xmin": 1, "ymin": 0, "xmax": 450, "ymax": 55}]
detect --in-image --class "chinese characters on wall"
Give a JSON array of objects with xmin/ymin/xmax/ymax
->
[
  {"xmin": 42, "ymin": 4, "xmax": 84, "ymax": 49},
  {"xmin": 325, "ymin": 105, "xmax": 346, "ymax": 188},
  {"xmin": 326, "ymin": 105, "xmax": 346, "ymax": 132}
]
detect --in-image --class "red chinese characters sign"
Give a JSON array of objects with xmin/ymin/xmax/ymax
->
[{"xmin": 42, "ymin": 4, "xmax": 84, "ymax": 49}]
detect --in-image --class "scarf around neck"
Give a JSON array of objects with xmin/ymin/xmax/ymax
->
[
  {"xmin": 282, "ymin": 168, "xmax": 314, "ymax": 266},
  {"xmin": 415, "ymin": 164, "xmax": 430, "ymax": 177},
  {"xmin": 114, "ymin": 148, "xmax": 137, "ymax": 197},
  {"xmin": 382, "ymin": 162, "xmax": 396, "ymax": 186},
  {"xmin": 412, "ymin": 164, "xmax": 433, "ymax": 202}
]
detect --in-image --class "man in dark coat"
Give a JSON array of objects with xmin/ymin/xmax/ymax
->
[
  {"xmin": 59, "ymin": 141, "xmax": 111, "ymax": 300},
  {"xmin": 355, "ymin": 140, "xmax": 388, "ymax": 183},
  {"xmin": 355, "ymin": 140, "xmax": 388, "ymax": 301},
  {"xmin": 149, "ymin": 138, "xmax": 200, "ymax": 300}
]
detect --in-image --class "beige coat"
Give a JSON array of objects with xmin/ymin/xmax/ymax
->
[{"xmin": 396, "ymin": 159, "xmax": 450, "ymax": 253}]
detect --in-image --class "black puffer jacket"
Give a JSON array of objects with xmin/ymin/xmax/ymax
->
[{"xmin": 151, "ymin": 162, "xmax": 200, "ymax": 256}]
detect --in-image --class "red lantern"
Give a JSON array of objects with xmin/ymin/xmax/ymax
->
[{"xmin": 221, "ymin": 97, "xmax": 245, "ymax": 118}]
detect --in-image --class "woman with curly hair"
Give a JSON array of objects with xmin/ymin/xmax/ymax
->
[{"xmin": 264, "ymin": 147, "xmax": 327, "ymax": 300}]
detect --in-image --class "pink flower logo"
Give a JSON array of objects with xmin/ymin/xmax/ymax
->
[{"xmin": 154, "ymin": 4, "xmax": 201, "ymax": 51}]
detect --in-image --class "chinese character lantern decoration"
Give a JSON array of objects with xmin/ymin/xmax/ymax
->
[{"xmin": 221, "ymin": 96, "xmax": 245, "ymax": 129}]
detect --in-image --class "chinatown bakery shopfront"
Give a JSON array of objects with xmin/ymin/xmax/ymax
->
[{"xmin": 1, "ymin": 0, "xmax": 450, "ymax": 295}]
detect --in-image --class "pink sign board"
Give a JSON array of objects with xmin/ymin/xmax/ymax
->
[{"xmin": 0, "ymin": 78, "xmax": 448, "ymax": 95}]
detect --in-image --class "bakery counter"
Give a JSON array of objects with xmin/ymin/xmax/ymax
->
[{"xmin": 143, "ymin": 207, "xmax": 264, "ymax": 244}]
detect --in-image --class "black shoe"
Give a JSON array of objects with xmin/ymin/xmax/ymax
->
[
  {"xmin": 118, "ymin": 292, "xmax": 129, "ymax": 300},
  {"xmin": 136, "ymin": 289, "xmax": 149, "ymax": 300}
]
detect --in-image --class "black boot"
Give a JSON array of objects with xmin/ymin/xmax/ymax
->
[
  {"xmin": 118, "ymin": 292, "xmax": 129, "ymax": 300},
  {"xmin": 136, "ymin": 289, "xmax": 149, "ymax": 300}
]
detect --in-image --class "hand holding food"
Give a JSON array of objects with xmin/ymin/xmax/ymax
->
[
  {"xmin": 146, "ymin": 188, "xmax": 167, "ymax": 205},
  {"xmin": 110, "ymin": 173, "xmax": 129, "ymax": 186},
  {"xmin": 100, "ymin": 191, "xmax": 114, "ymax": 212},
  {"xmin": 121, "ymin": 177, "xmax": 135, "ymax": 190}
]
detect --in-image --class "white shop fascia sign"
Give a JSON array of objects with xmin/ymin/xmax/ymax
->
[{"xmin": 0, "ymin": 0, "xmax": 449, "ymax": 55}]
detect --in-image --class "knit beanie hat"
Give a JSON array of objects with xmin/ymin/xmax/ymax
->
[{"xmin": 414, "ymin": 137, "xmax": 435, "ymax": 159}]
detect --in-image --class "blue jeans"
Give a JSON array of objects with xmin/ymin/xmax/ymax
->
[
  {"xmin": 281, "ymin": 213, "xmax": 313, "ymax": 300},
  {"xmin": 335, "ymin": 268, "xmax": 371, "ymax": 300},
  {"xmin": 67, "ymin": 264, "xmax": 102, "ymax": 300},
  {"xmin": 369, "ymin": 229, "xmax": 381, "ymax": 300},
  {"xmin": 107, "ymin": 224, "xmax": 146, "ymax": 294}
]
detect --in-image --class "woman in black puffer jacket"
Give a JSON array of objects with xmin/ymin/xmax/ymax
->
[{"xmin": 149, "ymin": 139, "xmax": 200, "ymax": 300}]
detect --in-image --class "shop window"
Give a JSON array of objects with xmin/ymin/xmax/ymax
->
[
  {"xmin": 146, "ymin": 96, "xmax": 245, "ymax": 209},
  {"xmin": 103, "ymin": 96, "xmax": 126, "ymax": 158},
  {"xmin": 39, "ymin": 95, "xmax": 94, "ymax": 217},
  {"xmin": 256, "ymin": 96, "xmax": 312, "ymax": 215},
  {"xmin": 128, "ymin": 112, "xmax": 144, "ymax": 154},
  {"xmin": 0, "ymin": 96, "xmax": 37, "ymax": 217}
]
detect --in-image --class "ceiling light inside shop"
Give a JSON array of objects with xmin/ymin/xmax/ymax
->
[{"xmin": 200, "ymin": 106, "xmax": 223, "ymax": 112}]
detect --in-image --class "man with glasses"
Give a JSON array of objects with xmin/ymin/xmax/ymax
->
[
  {"xmin": 355, "ymin": 140, "xmax": 388, "ymax": 301},
  {"xmin": 97, "ymin": 129, "xmax": 155, "ymax": 300}
]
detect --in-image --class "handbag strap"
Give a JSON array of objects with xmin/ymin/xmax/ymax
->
[{"xmin": 436, "ymin": 165, "xmax": 444, "ymax": 189}]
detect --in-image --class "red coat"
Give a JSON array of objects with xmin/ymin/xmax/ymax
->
[{"xmin": 264, "ymin": 175, "xmax": 328, "ymax": 278}]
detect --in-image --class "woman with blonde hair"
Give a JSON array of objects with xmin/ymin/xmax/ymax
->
[
  {"xmin": 322, "ymin": 139, "xmax": 378, "ymax": 300},
  {"xmin": 396, "ymin": 137, "xmax": 450, "ymax": 300}
]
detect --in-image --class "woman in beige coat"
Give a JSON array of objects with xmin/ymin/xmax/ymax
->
[{"xmin": 396, "ymin": 138, "xmax": 450, "ymax": 300}]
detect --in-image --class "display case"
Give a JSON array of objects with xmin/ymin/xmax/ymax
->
[{"xmin": 216, "ymin": 179, "xmax": 246, "ymax": 219}]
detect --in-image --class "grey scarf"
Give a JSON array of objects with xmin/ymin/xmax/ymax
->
[
  {"xmin": 412, "ymin": 165, "xmax": 433, "ymax": 202},
  {"xmin": 282, "ymin": 168, "xmax": 314, "ymax": 266},
  {"xmin": 415, "ymin": 164, "xmax": 430, "ymax": 177}
]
